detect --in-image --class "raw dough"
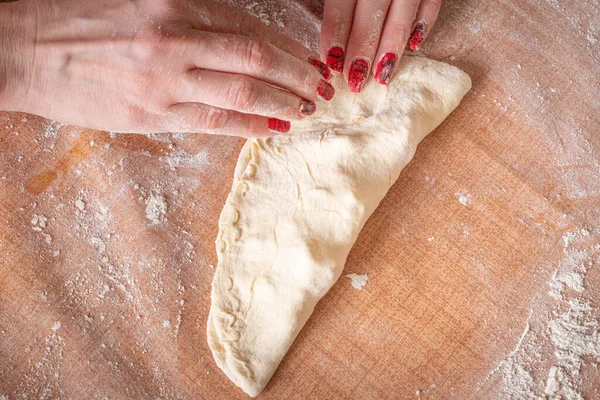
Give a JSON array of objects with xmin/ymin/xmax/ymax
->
[{"xmin": 207, "ymin": 56, "xmax": 471, "ymax": 397}]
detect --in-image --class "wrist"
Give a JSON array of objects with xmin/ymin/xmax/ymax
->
[{"xmin": 0, "ymin": 1, "xmax": 38, "ymax": 112}]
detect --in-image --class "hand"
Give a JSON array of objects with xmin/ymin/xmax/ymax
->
[
  {"xmin": 0, "ymin": 0, "xmax": 335, "ymax": 137},
  {"xmin": 320, "ymin": 0, "xmax": 442, "ymax": 92}
]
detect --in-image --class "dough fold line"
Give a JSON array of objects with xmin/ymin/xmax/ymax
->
[{"xmin": 207, "ymin": 56, "xmax": 472, "ymax": 397}]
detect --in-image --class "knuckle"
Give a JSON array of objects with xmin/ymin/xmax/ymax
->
[
  {"xmin": 226, "ymin": 77, "xmax": 259, "ymax": 111},
  {"xmin": 242, "ymin": 39, "xmax": 273, "ymax": 74},
  {"xmin": 135, "ymin": 25, "xmax": 181, "ymax": 61},
  {"xmin": 135, "ymin": 32, "xmax": 166, "ymax": 60},
  {"xmin": 201, "ymin": 108, "xmax": 230, "ymax": 130},
  {"xmin": 126, "ymin": 104, "xmax": 148, "ymax": 127}
]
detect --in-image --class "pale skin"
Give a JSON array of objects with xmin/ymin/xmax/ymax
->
[
  {"xmin": 321, "ymin": 0, "xmax": 443, "ymax": 91},
  {"xmin": 0, "ymin": 0, "xmax": 442, "ymax": 137}
]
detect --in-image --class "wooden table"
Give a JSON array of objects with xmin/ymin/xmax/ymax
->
[{"xmin": 1, "ymin": 0, "xmax": 599, "ymax": 398}]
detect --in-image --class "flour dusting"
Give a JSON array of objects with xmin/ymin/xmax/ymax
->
[
  {"xmin": 455, "ymin": 190, "xmax": 472, "ymax": 206},
  {"xmin": 145, "ymin": 192, "xmax": 168, "ymax": 224},
  {"xmin": 345, "ymin": 273, "xmax": 368, "ymax": 290}
]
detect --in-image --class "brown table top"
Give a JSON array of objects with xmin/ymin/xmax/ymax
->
[{"xmin": 1, "ymin": 0, "xmax": 599, "ymax": 398}]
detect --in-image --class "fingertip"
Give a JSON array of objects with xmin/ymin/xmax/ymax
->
[
  {"xmin": 326, "ymin": 46, "xmax": 345, "ymax": 73},
  {"xmin": 268, "ymin": 118, "xmax": 291, "ymax": 134},
  {"xmin": 348, "ymin": 58, "xmax": 370, "ymax": 93},
  {"xmin": 407, "ymin": 21, "xmax": 427, "ymax": 51},
  {"xmin": 308, "ymin": 57, "xmax": 332, "ymax": 80},
  {"xmin": 374, "ymin": 52, "xmax": 399, "ymax": 85},
  {"xmin": 299, "ymin": 99, "xmax": 317, "ymax": 116},
  {"xmin": 317, "ymin": 80, "xmax": 336, "ymax": 101}
]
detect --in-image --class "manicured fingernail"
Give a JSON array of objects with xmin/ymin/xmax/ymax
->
[
  {"xmin": 268, "ymin": 118, "xmax": 290, "ymax": 133},
  {"xmin": 308, "ymin": 57, "xmax": 332, "ymax": 80},
  {"xmin": 374, "ymin": 52, "xmax": 398, "ymax": 85},
  {"xmin": 326, "ymin": 46, "xmax": 345, "ymax": 73},
  {"xmin": 317, "ymin": 79, "xmax": 335, "ymax": 101},
  {"xmin": 348, "ymin": 58, "xmax": 369, "ymax": 93},
  {"xmin": 408, "ymin": 21, "xmax": 427, "ymax": 51},
  {"xmin": 299, "ymin": 99, "xmax": 316, "ymax": 116}
]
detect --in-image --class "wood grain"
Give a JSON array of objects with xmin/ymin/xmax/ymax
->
[{"xmin": 0, "ymin": 0, "xmax": 599, "ymax": 398}]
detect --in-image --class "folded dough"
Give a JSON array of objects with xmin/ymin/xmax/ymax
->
[{"xmin": 207, "ymin": 56, "xmax": 471, "ymax": 397}]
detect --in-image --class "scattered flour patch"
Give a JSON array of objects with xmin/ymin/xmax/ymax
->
[
  {"xmin": 455, "ymin": 190, "xmax": 472, "ymax": 206},
  {"xmin": 480, "ymin": 315, "xmax": 535, "ymax": 399},
  {"xmin": 549, "ymin": 251, "xmax": 588, "ymax": 299},
  {"xmin": 160, "ymin": 150, "xmax": 209, "ymax": 169},
  {"xmin": 42, "ymin": 233, "xmax": 52, "ymax": 244},
  {"xmin": 162, "ymin": 320, "xmax": 171, "ymax": 329},
  {"xmin": 51, "ymin": 321, "xmax": 61, "ymax": 332},
  {"xmin": 97, "ymin": 284, "xmax": 110, "ymax": 300},
  {"xmin": 544, "ymin": 298, "xmax": 600, "ymax": 399},
  {"xmin": 75, "ymin": 198, "xmax": 86, "ymax": 212},
  {"xmin": 145, "ymin": 192, "xmax": 168, "ymax": 224},
  {"xmin": 345, "ymin": 273, "xmax": 368, "ymax": 290},
  {"xmin": 31, "ymin": 214, "xmax": 48, "ymax": 231}
]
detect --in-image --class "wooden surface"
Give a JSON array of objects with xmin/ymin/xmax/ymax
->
[{"xmin": 1, "ymin": 0, "xmax": 599, "ymax": 398}]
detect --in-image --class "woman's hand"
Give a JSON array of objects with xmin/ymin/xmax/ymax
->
[
  {"xmin": 320, "ymin": 0, "xmax": 442, "ymax": 92},
  {"xmin": 0, "ymin": 0, "xmax": 335, "ymax": 137}
]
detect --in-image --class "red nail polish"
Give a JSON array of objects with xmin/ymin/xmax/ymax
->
[
  {"xmin": 299, "ymin": 99, "xmax": 316, "ymax": 116},
  {"xmin": 268, "ymin": 118, "xmax": 290, "ymax": 133},
  {"xmin": 308, "ymin": 57, "xmax": 332, "ymax": 80},
  {"xmin": 374, "ymin": 53, "xmax": 398, "ymax": 85},
  {"xmin": 317, "ymin": 79, "xmax": 335, "ymax": 101},
  {"xmin": 348, "ymin": 58, "xmax": 369, "ymax": 93},
  {"xmin": 326, "ymin": 46, "xmax": 345, "ymax": 73},
  {"xmin": 408, "ymin": 21, "xmax": 427, "ymax": 51}
]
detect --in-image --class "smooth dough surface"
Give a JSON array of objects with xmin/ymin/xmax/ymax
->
[{"xmin": 207, "ymin": 56, "xmax": 471, "ymax": 397}]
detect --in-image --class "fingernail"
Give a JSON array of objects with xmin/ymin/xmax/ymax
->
[
  {"xmin": 299, "ymin": 99, "xmax": 316, "ymax": 116},
  {"xmin": 308, "ymin": 57, "xmax": 332, "ymax": 80},
  {"xmin": 268, "ymin": 118, "xmax": 291, "ymax": 133},
  {"xmin": 317, "ymin": 79, "xmax": 335, "ymax": 101},
  {"xmin": 348, "ymin": 58, "xmax": 369, "ymax": 93},
  {"xmin": 408, "ymin": 21, "xmax": 427, "ymax": 51},
  {"xmin": 374, "ymin": 52, "xmax": 398, "ymax": 85},
  {"xmin": 326, "ymin": 46, "xmax": 345, "ymax": 73}
]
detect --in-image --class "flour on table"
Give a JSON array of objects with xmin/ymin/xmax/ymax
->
[
  {"xmin": 481, "ymin": 226, "xmax": 600, "ymax": 399},
  {"xmin": 206, "ymin": 56, "xmax": 471, "ymax": 397},
  {"xmin": 345, "ymin": 274, "xmax": 368, "ymax": 290},
  {"xmin": 75, "ymin": 197, "xmax": 86, "ymax": 212},
  {"xmin": 455, "ymin": 190, "xmax": 472, "ymax": 206},
  {"xmin": 31, "ymin": 214, "xmax": 48, "ymax": 231},
  {"xmin": 159, "ymin": 150, "xmax": 209, "ymax": 169},
  {"xmin": 145, "ymin": 192, "xmax": 168, "ymax": 224}
]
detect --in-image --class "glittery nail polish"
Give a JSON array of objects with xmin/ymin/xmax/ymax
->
[
  {"xmin": 408, "ymin": 21, "xmax": 427, "ymax": 51},
  {"xmin": 317, "ymin": 79, "xmax": 335, "ymax": 101},
  {"xmin": 374, "ymin": 53, "xmax": 398, "ymax": 85},
  {"xmin": 326, "ymin": 46, "xmax": 345, "ymax": 73},
  {"xmin": 308, "ymin": 57, "xmax": 332, "ymax": 80},
  {"xmin": 268, "ymin": 118, "xmax": 291, "ymax": 133},
  {"xmin": 348, "ymin": 58, "xmax": 369, "ymax": 93},
  {"xmin": 299, "ymin": 99, "xmax": 316, "ymax": 116}
]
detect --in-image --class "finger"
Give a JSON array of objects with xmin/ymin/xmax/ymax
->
[
  {"xmin": 407, "ymin": 0, "xmax": 442, "ymax": 51},
  {"xmin": 185, "ymin": 2, "xmax": 331, "ymax": 79},
  {"xmin": 185, "ymin": 31, "xmax": 335, "ymax": 102},
  {"xmin": 166, "ymin": 103, "xmax": 291, "ymax": 138},
  {"xmin": 344, "ymin": 0, "xmax": 392, "ymax": 93},
  {"xmin": 373, "ymin": 0, "xmax": 421, "ymax": 85},
  {"xmin": 177, "ymin": 69, "xmax": 316, "ymax": 120},
  {"xmin": 320, "ymin": 0, "xmax": 357, "ymax": 73}
]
